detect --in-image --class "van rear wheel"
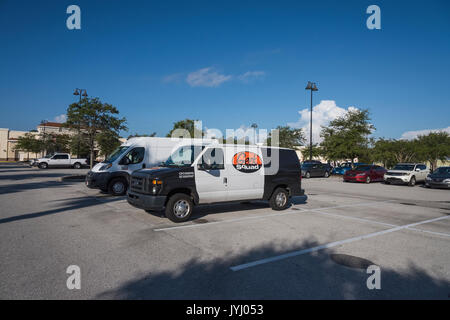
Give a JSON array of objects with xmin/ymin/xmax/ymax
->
[
  {"xmin": 165, "ymin": 193, "xmax": 194, "ymax": 223},
  {"xmin": 270, "ymin": 187, "xmax": 289, "ymax": 211}
]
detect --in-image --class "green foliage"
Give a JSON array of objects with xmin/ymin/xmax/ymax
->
[
  {"xmin": 301, "ymin": 144, "xmax": 323, "ymax": 160},
  {"xmin": 416, "ymin": 132, "xmax": 450, "ymax": 170},
  {"xmin": 166, "ymin": 119, "xmax": 203, "ymax": 138},
  {"xmin": 266, "ymin": 126, "xmax": 305, "ymax": 149},
  {"xmin": 69, "ymin": 133, "xmax": 90, "ymax": 158},
  {"xmin": 96, "ymin": 131, "xmax": 122, "ymax": 157},
  {"xmin": 66, "ymin": 97, "xmax": 127, "ymax": 167},
  {"xmin": 14, "ymin": 133, "xmax": 43, "ymax": 157},
  {"xmin": 320, "ymin": 109, "xmax": 375, "ymax": 162}
]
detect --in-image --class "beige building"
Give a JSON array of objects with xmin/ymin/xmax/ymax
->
[
  {"xmin": 1, "ymin": 122, "xmax": 126, "ymax": 161},
  {"xmin": 1, "ymin": 122, "xmax": 74, "ymax": 161},
  {"xmin": 0, "ymin": 128, "xmax": 38, "ymax": 161}
]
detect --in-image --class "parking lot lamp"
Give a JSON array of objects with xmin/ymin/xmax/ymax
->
[
  {"xmin": 73, "ymin": 89, "xmax": 88, "ymax": 158},
  {"xmin": 305, "ymin": 81, "xmax": 318, "ymax": 161}
]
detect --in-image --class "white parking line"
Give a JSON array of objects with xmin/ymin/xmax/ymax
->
[
  {"xmin": 153, "ymin": 200, "xmax": 393, "ymax": 231},
  {"xmin": 230, "ymin": 214, "xmax": 450, "ymax": 271}
]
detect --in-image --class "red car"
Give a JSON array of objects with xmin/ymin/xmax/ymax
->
[{"xmin": 343, "ymin": 165, "xmax": 387, "ymax": 183}]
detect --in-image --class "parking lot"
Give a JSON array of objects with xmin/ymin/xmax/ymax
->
[{"xmin": 0, "ymin": 163, "xmax": 449, "ymax": 299}]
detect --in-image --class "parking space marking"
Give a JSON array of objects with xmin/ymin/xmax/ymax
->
[
  {"xmin": 153, "ymin": 209, "xmax": 304, "ymax": 231},
  {"xmin": 230, "ymin": 214, "xmax": 450, "ymax": 271},
  {"xmin": 153, "ymin": 200, "xmax": 393, "ymax": 232}
]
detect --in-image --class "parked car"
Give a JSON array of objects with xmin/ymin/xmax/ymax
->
[
  {"xmin": 127, "ymin": 144, "xmax": 304, "ymax": 222},
  {"xmin": 384, "ymin": 163, "xmax": 429, "ymax": 186},
  {"xmin": 343, "ymin": 165, "xmax": 387, "ymax": 183},
  {"xmin": 301, "ymin": 162, "xmax": 331, "ymax": 178},
  {"xmin": 86, "ymin": 137, "xmax": 213, "ymax": 196},
  {"xmin": 332, "ymin": 162, "xmax": 367, "ymax": 175},
  {"xmin": 425, "ymin": 166, "xmax": 450, "ymax": 189},
  {"xmin": 36, "ymin": 153, "xmax": 87, "ymax": 169}
]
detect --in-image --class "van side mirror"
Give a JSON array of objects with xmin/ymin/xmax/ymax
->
[
  {"xmin": 120, "ymin": 157, "xmax": 130, "ymax": 165},
  {"xmin": 415, "ymin": 168, "xmax": 420, "ymax": 172}
]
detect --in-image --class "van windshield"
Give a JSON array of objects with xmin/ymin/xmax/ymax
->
[
  {"xmin": 162, "ymin": 145, "xmax": 204, "ymax": 167},
  {"xmin": 103, "ymin": 146, "xmax": 129, "ymax": 163}
]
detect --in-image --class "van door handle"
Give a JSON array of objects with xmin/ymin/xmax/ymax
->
[
  {"xmin": 223, "ymin": 177, "xmax": 227, "ymax": 184},
  {"xmin": 142, "ymin": 163, "xmax": 146, "ymax": 169}
]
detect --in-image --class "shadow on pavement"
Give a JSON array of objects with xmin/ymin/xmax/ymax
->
[
  {"xmin": 0, "ymin": 195, "xmax": 123, "ymax": 225},
  {"xmin": 145, "ymin": 196, "xmax": 308, "ymax": 221},
  {"xmin": 96, "ymin": 238, "xmax": 450, "ymax": 299}
]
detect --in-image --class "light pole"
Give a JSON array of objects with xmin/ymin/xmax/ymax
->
[
  {"xmin": 305, "ymin": 81, "xmax": 318, "ymax": 161},
  {"xmin": 41, "ymin": 119, "xmax": 48, "ymax": 157},
  {"xmin": 73, "ymin": 89, "xmax": 88, "ymax": 158}
]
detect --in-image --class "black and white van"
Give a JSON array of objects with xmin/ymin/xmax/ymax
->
[{"xmin": 127, "ymin": 143, "xmax": 304, "ymax": 222}]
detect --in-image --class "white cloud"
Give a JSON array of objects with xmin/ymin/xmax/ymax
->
[
  {"xmin": 54, "ymin": 114, "xmax": 67, "ymax": 123},
  {"xmin": 237, "ymin": 71, "xmax": 265, "ymax": 83},
  {"xmin": 186, "ymin": 67, "xmax": 232, "ymax": 87},
  {"xmin": 162, "ymin": 72, "xmax": 184, "ymax": 83},
  {"xmin": 288, "ymin": 100, "xmax": 358, "ymax": 144},
  {"xmin": 400, "ymin": 126, "xmax": 450, "ymax": 140}
]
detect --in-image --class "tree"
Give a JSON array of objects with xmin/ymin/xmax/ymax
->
[
  {"xmin": 166, "ymin": 119, "xmax": 203, "ymax": 138},
  {"xmin": 371, "ymin": 138, "xmax": 397, "ymax": 168},
  {"xmin": 96, "ymin": 130, "xmax": 122, "ymax": 157},
  {"xmin": 320, "ymin": 109, "xmax": 375, "ymax": 162},
  {"xmin": 14, "ymin": 133, "xmax": 42, "ymax": 160},
  {"xmin": 69, "ymin": 133, "xmax": 90, "ymax": 158},
  {"xmin": 266, "ymin": 126, "xmax": 305, "ymax": 149},
  {"xmin": 66, "ymin": 97, "xmax": 127, "ymax": 168},
  {"xmin": 301, "ymin": 144, "xmax": 323, "ymax": 160},
  {"xmin": 416, "ymin": 132, "xmax": 450, "ymax": 170}
]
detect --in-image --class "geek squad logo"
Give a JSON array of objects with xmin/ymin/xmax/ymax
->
[{"xmin": 232, "ymin": 152, "xmax": 262, "ymax": 173}]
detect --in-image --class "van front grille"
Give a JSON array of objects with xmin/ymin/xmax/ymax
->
[{"xmin": 130, "ymin": 176, "xmax": 145, "ymax": 193}]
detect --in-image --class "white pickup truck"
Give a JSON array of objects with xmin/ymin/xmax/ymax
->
[{"xmin": 36, "ymin": 153, "xmax": 88, "ymax": 169}]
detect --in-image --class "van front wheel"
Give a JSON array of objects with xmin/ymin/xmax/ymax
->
[
  {"xmin": 270, "ymin": 187, "xmax": 289, "ymax": 211},
  {"xmin": 108, "ymin": 178, "xmax": 128, "ymax": 196},
  {"xmin": 165, "ymin": 193, "xmax": 194, "ymax": 223}
]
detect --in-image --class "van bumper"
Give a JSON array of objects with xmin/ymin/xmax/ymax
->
[
  {"xmin": 127, "ymin": 191, "xmax": 166, "ymax": 211},
  {"xmin": 85, "ymin": 171, "xmax": 111, "ymax": 190}
]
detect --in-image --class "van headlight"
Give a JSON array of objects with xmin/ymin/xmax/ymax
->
[
  {"xmin": 444, "ymin": 178, "xmax": 450, "ymax": 183},
  {"xmin": 426, "ymin": 176, "xmax": 432, "ymax": 181},
  {"xmin": 151, "ymin": 179, "xmax": 163, "ymax": 194},
  {"xmin": 99, "ymin": 163, "xmax": 112, "ymax": 171}
]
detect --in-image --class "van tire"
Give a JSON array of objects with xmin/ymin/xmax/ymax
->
[
  {"xmin": 305, "ymin": 171, "xmax": 311, "ymax": 179},
  {"xmin": 39, "ymin": 162, "xmax": 48, "ymax": 169},
  {"xmin": 408, "ymin": 176, "xmax": 416, "ymax": 187},
  {"xmin": 165, "ymin": 193, "xmax": 194, "ymax": 223},
  {"xmin": 270, "ymin": 187, "xmax": 289, "ymax": 211},
  {"xmin": 108, "ymin": 178, "xmax": 128, "ymax": 196},
  {"xmin": 73, "ymin": 162, "xmax": 81, "ymax": 169},
  {"xmin": 324, "ymin": 171, "xmax": 329, "ymax": 178}
]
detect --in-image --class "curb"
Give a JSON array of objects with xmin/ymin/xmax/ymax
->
[{"xmin": 59, "ymin": 175, "xmax": 86, "ymax": 182}]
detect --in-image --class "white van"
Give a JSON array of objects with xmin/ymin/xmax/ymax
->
[
  {"xmin": 127, "ymin": 143, "xmax": 304, "ymax": 222},
  {"xmin": 85, "ymin": 137, "xmax": 212, "ymax": 195}
]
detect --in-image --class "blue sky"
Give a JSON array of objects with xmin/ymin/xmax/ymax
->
[{"xmin": 0, "ymin": 0, "xmax": 449, "ymax": 141}]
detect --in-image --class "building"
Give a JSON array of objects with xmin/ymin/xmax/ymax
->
[
  {"xmin": 0, "ymin": 128, "xmax": 40, "ymax": 161},
  {"xmin": 1, "ymin": 122, "xmax": 126, "ymax": 161}
]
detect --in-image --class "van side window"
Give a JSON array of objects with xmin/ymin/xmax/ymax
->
[
  {"xmin": 417, "ymin": 164, "xmax": 427, "ymax": 170},
  {"xmin": 122, "ymin": 147, "xmax": 145, "ymax": 165},
  {"xmin": 202, "ymin": 148, "xmax": 224, "ymax": 170}
]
